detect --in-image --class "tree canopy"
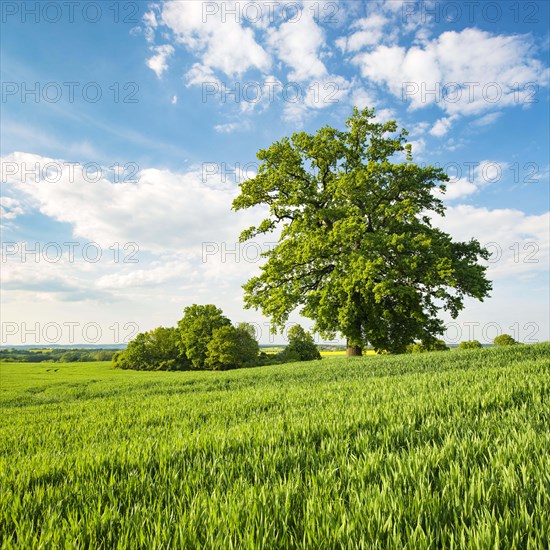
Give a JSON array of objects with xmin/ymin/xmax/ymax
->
[
  {"xmin": 493, "ymin": 334, "xmax": 517, "ymax": 346},
  {"xmin": 283, "ymin": 325, "xmax": 321, "ymax": 361},
  {"xmin": 232, "ymin": 107, "xmax": 492, "ymax": 354},
  {"xmin": 205, "ymin": 323, "xmax": 260, "ymax": 370},
  {"xmin": 177, "ymin": 304, "xmax": 232, "ymax": 368},
  {"xmin": 458, "ymin": 340, "xmax": 483, "ymax": 350},
  {"xmin": 113, "ymin": 326, "xmax": 187, "ymax": 371}
]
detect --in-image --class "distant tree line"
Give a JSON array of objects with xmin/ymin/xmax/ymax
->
[
  {"xmin": 113, "ymin": 304, "xmax": 321, "ymax": 371},
  {"xmin": 405, "ymin": 334, "xmax": 519, "ymax": 353},
  {"xmin": 0, "ymin": 348, "xmax": 117, "ymax": 363}
]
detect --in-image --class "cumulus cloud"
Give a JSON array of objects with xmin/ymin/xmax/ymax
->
[
  {"xmin": 435, "ymin": 160, "xmax": 510, "ymax": 201},
  {"xmin": 430, "ymin": 116, "xmax": 456, "ymax": 137},
  {"xmin": 146, "ymin": 44, "xmax": 175, "ymax": 78},
  {"xmin": 0, "ymin": 196, "xmax": 25, "ymax": 221},
  {"xmin": 214, "ymin": 122, "xmax": 240, "ymax": 133},
  {"xmin": 336, "ymin": 14, "xmax": 388, "ymax": 53},
  {"xmin": 0, "ymin": 151, "xmax": 272, "ymax": 320},
  {"xmin": 433, "ymin": 205, "xmax": 549, "ymax": 279},
  {"xmin": 185, "ymin": 62, "xmax": 221, "ymax": 87},
  {"xmin": 266, "ymin": 8, "xmax": 327, "ymax": 82},
  {"xmin": 352, "ymin": 28, "xmax": 547, "ymax": 116},
  {"xmin": 1, "ymin": 152, "xmax": 261, "ymax": 254},
  {"xmin": 160, "ymin": 1, "xmax": 271, "ymax": 78},
  {"xmin": 282, "ymin": 74, "xmax": 351, "ymax": 124},
  {"xmin": 471, "ymin": 112, "xmax": 503, "ymax": 127}
]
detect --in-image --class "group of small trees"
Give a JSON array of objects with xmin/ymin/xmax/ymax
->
[
  {"xmin": 176, "ymin": 304, "xmax": 259, "ymax": 369},
  {"xmin": 406, "ymin": 334, "xmax": 518, "ymax": 353},
  {"xmin": 278, "ymin": 325, "xmax": 321, "ymax": 362},
  {"xmin": 406, "ymin": 339, "xmax": 449, "ymax": 353},
  {"xmin": 113, "ymin": 304, "xmax": 321, "ymax": 371},
  {"xmin": 458, "ymin": 335, "xmax": 518, "ymax": 350},
  {"xmin": 112, "ymin": 326, "xmax": 186, "ymax": 370}
]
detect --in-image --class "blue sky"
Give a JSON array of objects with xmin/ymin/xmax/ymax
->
[{"xmin": 1, "ymin": 0, "xmax": 549, "ymax": 346}]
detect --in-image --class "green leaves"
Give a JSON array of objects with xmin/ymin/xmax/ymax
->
[
  {"xmin": 205, "ymin": 324, "xmax": 260, "ymax": 370},
  {"xmin": 282, "ymin": 325, "xmax": 321, "ymax": 362},
  {"xmin": 177, "ymin": 304, "xmax": 232, "ymax": 369},
  {"xmin": 113, "ymin": 327, "xmax": 187, "ymax": 371},
  {"xmin": 233, "ymin": 108, "xmax": 491, "ymax": 353}
]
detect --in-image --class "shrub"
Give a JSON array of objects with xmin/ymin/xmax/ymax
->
[
  {"xmin": 459, "ymin": 340, "xmax": 483, "ymax": 350},
  {"xmin": 112, "ymin": 350, "xmax": 130, "ymax": 369},
  {"xmin": 281, "ymin": 325, "xmax": 321, "ymax": 362},
  {"xmin": 178, "ymin": 305, "xmax": 231, "ymax": 368},
  {"xmin": 113, "ymin": 327, "xmax": 188, "ymax": 370},
  {"xmin": 493, "ymin": 334, "xmax": 517, "ymax": 346},
  {"xmin": 278, "ymin": 349, "xmax": 302, "ymax": 363},
  {"xmin": 410, "ymin": 342, "xmax": 427, "ymax": 353},
  {"xmin": 205, "ymin": 323, "xmax": 259, "ymax": 370},
  {"xmin": 430, "ymin": 339, "xmax": 450, "ymax": 351},
  {"xmin": 407, "ymin": 339, "xmax": 449, "ymax": 353}
]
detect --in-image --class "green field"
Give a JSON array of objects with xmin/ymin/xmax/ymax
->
[{"xmin": 1, "ymin": 344, "xmax": 549, "ymax": 548}]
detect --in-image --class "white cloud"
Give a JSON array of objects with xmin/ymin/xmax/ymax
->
[
  {"xmin": 0, "ymin": 152, "xmax": 280, "ymax": 340},
  {"xmin": 171, "ymin": 95, "xmax": 177, "ymax": 104},
  {"xmin": 238, "ymin": 75, "xmax": 282, "ymax": 114},
  {"xmin": 1, "ymin": 152, "xmax": 261, "ymax": 254},
  {"xmin": 0, "ymin": 196, "xmax": 24, "ymax": 221},
  {"xmin": 185, "ymin": 62, "xmax": 221, "ymax": 87},
  {"xmin": 95, "ymin": 259, "xmax": 193, "ymax": 289},
  {"xmin": 374, "ymin": 107, "xmax": 396, "ymax": 124},
  {"xmin": 433, "ymin": 205, "xmax": 549, "ymax": 279},
  {"xmin": 408, "ymin": 121, "xmax": 430, "ymax": 136},
  {"xmin": 160, "ymin": 1, "xmax": 271, "ymax": 78},
  {"xmin": 471, "ymin": 112, "xmax": 503, "ymax": 127},
  {"xmin": 349, "ymin": 87, "xmax": 378, "ymax": 110},
  {"xmin": 266, "ymin": 8, "xmax": 327, "ymax": 81},
  {"xmin": 143, "ymin": 10, "xmax": 158, "ymax": 28},
  {"xmin": 214, "ymin": 122, "xmax": 240, "ymax": 133},
  {"xmin": 438, "ymin": 178, "xmax": 477, "ymax": 200},
  {"xmin": 336, "ymin": 14, "xmax": 388, "ymax": 53},
  {"xmin": 353, "ymin": 43, "xmax": 406, "ymax": 87},
  {"xmin": 430, "ymin": 116, "xmax": 455, "ymax": 137},
  {"xmin": 146, "ymin": 44, "xmax": 175, "ymax": 78},
  {"xmin": 282, "ymin": 75, "xmax": 350, "ymax": 124},
  {"xmin": 352, "ymin": 28, "xmax": 547, "ymax": 116},
  {"xmin": 435, "ymin": 160, "xmax": 510, "ymax": 201}
]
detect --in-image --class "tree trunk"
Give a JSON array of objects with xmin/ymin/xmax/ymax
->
[
  {"xmin": 346, "ymin": 342, "xmax": 362, "ymax": 356},
  {"xmin": 347, "ymin": 296, "xmax": 364, "ymax": 356}
]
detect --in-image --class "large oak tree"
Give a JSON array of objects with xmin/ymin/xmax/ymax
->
[{"xmin": 232, "ymin": 108, "xmax": 492, "ymax": 355}]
